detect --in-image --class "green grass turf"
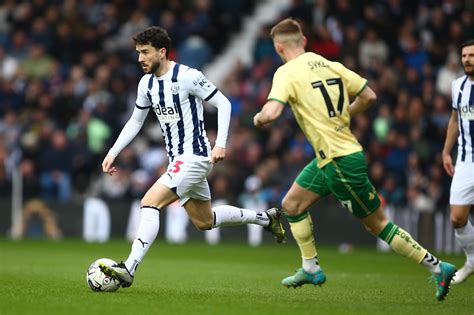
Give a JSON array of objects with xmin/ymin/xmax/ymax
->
[{"xmin": 0, "ymin": 239, "xmax": 472, "ymax": 315}]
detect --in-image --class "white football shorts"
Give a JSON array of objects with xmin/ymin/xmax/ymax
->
[
  {"xmin": 158, "ymin": 159, "xmax": 213, "ymax": 206},
  {"xmin": 450, "ymin": 161, "xmax": 474, "ymax": 205}
]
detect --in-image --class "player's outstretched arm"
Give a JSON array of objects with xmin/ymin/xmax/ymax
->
[
  {"xmin": 253, "ymin": 100, "xmax": 285, "ymax": 127},
  {"xmin": 104, "ymin": 106, "xmax": 149, "ymax": 175},
  {"xmin": 442, "ymin": 110, "xmax": 459, "ymax": 176}
]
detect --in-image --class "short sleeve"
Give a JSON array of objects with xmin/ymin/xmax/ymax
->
[
  {"xmin": 331, "ymin": 62, "xmax": 367, "ymax": 97},
  {"xmin": 267, "ymin": 67, "xmax": 291, "ymax": 105},
  {"xmin": 187, "ymin": 68, "xmax": 218, "ymax": 101},
  {"xmin": 136, "ymin": 75, "xmax": 153, "ymax": 108}
]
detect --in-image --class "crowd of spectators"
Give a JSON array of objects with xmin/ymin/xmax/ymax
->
[{"xmin": 0, "ymin": 0, "xmax": 473, "ymax": 222}]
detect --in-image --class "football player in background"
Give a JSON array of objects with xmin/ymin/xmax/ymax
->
[
  {"xmin": 254, "ymin": 18, "xmax": 456, "ymax": 301},
  {"xmin": 442, "ymin": 39, "xmax": 474, "ymax": 284}
]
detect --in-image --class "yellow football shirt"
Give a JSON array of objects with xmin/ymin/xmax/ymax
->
[{"xmin": 268, "ymin": 52, "xmax": 368, "ymax": 168}]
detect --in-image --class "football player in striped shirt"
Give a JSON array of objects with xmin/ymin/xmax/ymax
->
[
  {"xmin": 442, "ymin": 39, "xmax": 474, "ymax": 284},
  {"xmin": 254, "ymin": 18, "xmax": 456, "ymax": 301},
  {"xmin": 99, "ymin": 26, "xmax": 285, "ymax": 287}
]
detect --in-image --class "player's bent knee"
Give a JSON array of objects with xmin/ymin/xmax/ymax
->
[
  {"xmin": 141, "ymin": 197, "xmax": 157, "ymax": 208},
  {"xmin": 192, "ymin": 218, "xmax": 213, "ymax": 231},
  {"xmin": 141, "ymin": 196, "xmax": 169, "ymax": 210},
  {"xmin": 282, "ymin": 197, "xmax": 304, "ymax": 216},
  {"xmin": 363, "ymin": 220, "xmax": 386, "ymax": 236},
  {"xmin": 140, "ymin": 204, "xmax": 161, "ymax": 213},
  {"xmin": 450, "ymin": 215, "xmax": 468, "ymax": 228},
  {"xmin": 363, "ymin": 224, "xmax": 377, "ymax": 235}
]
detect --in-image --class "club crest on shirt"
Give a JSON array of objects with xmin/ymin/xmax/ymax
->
[{"xmin": 171, "ymin": 83, "xmax": 180, "ymax": 95}]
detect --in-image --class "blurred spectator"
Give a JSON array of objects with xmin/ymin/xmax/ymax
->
[
  {"xmin": 380, "ymin": 175, "xmax": 405, "ymax": 207},
  {"xmin": 86, "ymin": 111, "xmax": 112, "ymax": 155},
  {"xmin": 104, "ymin": 10, "xmax": 151, "ymax": 52},
  {"xmin": 0, "ymin": 110, "xmax": 21, "ymax": 150},
  {"xmin": 38, "ymin": 129, "xmax": 73, "ymax": 202},
  {"xmin": 430, "ymin": 95, "xmax": 451, "ymax": 135},
  {"xmin": 358, "ymin": 29, "xmax": 388, "ymax": 70},
  {"xmin": 436, "ymin": 50, "xmax": 464, "ymax": 96},
  {"xmin": 19, "ymin": 158, "xmax": 41, "ymax": 199},
  {"xmin": 7, "ymin": 30, "xmax": 29, "ymax": 59},
  {"xmin": 372, "ymin": 104, "xmax": 391, "ymax": 143},
  {"xmin": 21, "ymin": 42, "xmax": 53, "ymax": 80},
  {"xmin": 310, "ymin": 26, "xmax": 340, "ymax": 60},
  {"xmin": 177, "ymin": 35, "xmax": 212, "ymax": 69},
  {"xmin": 0, "ymin": 46, "xmax": 19, "ymax": 80},
  {"xmin": 253, "ymin": 26, "xmax": 279, "ymax": 63},
  {"xmin": 339, "ymin": 24, "xmax": 359, "ymax": 64},
  {"xmin": 401, "ymin": 34, "xmax": 429, "ymax": 75},
  {"xmin": 385, "ymin": 131, "xmax": 410, "ymax": 177}
]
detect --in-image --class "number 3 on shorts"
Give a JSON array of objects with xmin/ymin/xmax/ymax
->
[
  {"xmin": 340, "ymin": 200, "xmax": 353, "ymax": 214},
  {"xmin": 169, "ymin": 160, "xmax": 184, "ymax": 173}
]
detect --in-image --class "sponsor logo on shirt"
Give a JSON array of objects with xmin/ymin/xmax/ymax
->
[
  {"xmin": 459, "ymin": 104, "xmax": 474, "ymax": 120},
  {"xmin": 192, "ymin": 74, "xmax": 208, "ymax": 87},
  {"xmin": 153, "ymin": 103, "xmax": 180, "ymax": 123}
]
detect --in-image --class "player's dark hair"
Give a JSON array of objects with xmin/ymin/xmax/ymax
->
[
  {"xmin": 133, "ymin": 26, "xmax": 171, "ymax": 58},
  {"xmin": 460, "ymin": 39, "xmax": 474, "ymax": 52}
]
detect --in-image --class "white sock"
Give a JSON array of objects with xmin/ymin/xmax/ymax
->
[
  {"xmin": 124, "ymin": 207, "xmax": 160, "ymax": 275},
  {"xmin": 302, "ymin": 257, "xmax": 320, "ymax": 273},
  {"xmin": 212, "ymin": 205, "xmax": 269, "ymax": 228},
  {"xmin": 421, "ymin": 252, "xmax": 441, "ymax": 274},
  {"xmin": 455, "ymin": 220, "xmax": 474, "ymax": 264}
]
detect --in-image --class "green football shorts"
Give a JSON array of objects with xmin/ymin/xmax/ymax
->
[{"xmin": 295, "ymin": 151, "xmax": 381, "ymax": 218}]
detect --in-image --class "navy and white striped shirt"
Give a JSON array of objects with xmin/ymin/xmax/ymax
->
[
  {"xmin": 136, "ymin": 62, "xmax": 216, "ymax": 161},
  {"xmin": 451, "ymin": 75, "xmax": 474, "ymax": 162}
]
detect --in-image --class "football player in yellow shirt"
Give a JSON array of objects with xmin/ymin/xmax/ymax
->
[{"xmin": 253, "ymin": 18, "xmax": 456, "ymax": 301}]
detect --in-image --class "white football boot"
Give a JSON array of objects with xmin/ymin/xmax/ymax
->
[{"xmin": 452, "ymin": 261, "xmax": 474, "ymax": 284}]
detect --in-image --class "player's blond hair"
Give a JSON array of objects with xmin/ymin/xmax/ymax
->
[{"xmin": 270, "ymin": 18, "xmax": 304, "ymax": 46}]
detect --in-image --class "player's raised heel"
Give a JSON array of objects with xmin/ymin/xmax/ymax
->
[
  {"xmin": 99, "ymin": 261, "xmax": 134, "ymax": 288},
  {"xmin": 264, "ymin": 208, "xmax": 286, "ymax": 243},
  {"xmin": 282, "ymin": 268, "xmax": 326, "ymax": 288},
  {"xmin": 432, "ymin": 262, "xmax": 456, "ymax": 301}
]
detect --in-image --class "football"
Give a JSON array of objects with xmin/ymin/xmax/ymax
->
[{"xmin": 86, "ymin": 258, "xmax": 121, "ymax": 292}]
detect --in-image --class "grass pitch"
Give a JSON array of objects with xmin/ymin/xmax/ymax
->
[{"xmin": 0, "ymin": 239, "xmax": 472, "ymax": 315}]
